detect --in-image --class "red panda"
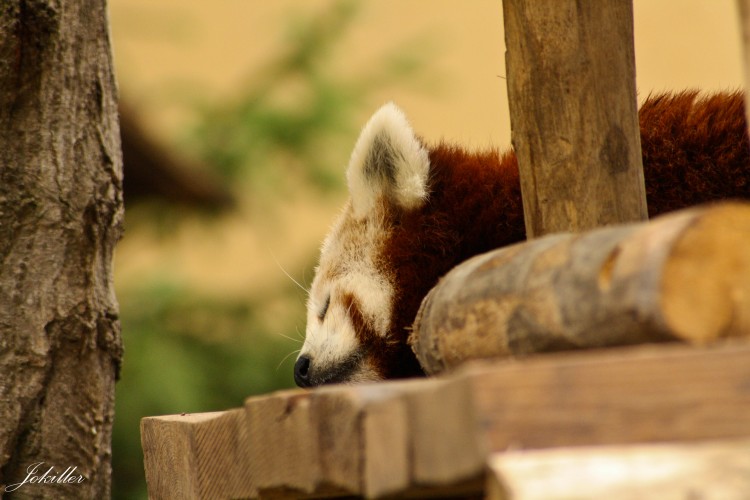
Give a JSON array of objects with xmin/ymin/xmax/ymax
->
[{"xmin": 294, "ymin": 91, "xmax": 750, "ymax": 387}]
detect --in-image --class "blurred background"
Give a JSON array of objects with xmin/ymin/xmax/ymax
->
[{"xmin": 109, "ymin": 1, "xmax": 743, "ymax": 497}]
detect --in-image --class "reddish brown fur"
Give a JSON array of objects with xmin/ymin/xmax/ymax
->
[
  {"xmin": 342, "ymin": 292, "xmax": 395, "ymax": 380},
  {"xmin": 640, "ymin": 91, "xmax": 749, "ymax": 209},
  {"xmin": 377, "ymin": 91, "xmax": 750, "ymax": 379}
]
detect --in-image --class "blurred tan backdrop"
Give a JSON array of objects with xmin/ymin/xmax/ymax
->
[
  {"xmin": 111, "ymin": 0, "xmax": 742, "ymax": 148},
  {"xmin": 109, "ymin": 0, "xmax": 744, "ymax": 297}
]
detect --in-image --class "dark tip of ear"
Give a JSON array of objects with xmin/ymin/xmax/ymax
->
[{"xmin": 363, "ymin": 132, "xmax": 399, "ymax": 185}]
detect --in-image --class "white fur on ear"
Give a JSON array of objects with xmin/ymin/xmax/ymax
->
[{"xmin": 346, "ymin": 102, "xmax": 430, "ymax": 218}]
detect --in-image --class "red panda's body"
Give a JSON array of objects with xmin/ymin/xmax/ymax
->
[{"xmin": 295, "ymin": 91, "xmax": 750, "ymax": 387}]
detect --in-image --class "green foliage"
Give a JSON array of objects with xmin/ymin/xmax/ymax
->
[
  {"xmin": 111, "ymin": 1, "xmax": 437, "ymax": 497},
  {"xmin": 188, "ymin": 0, "xmax": 430, "ymax": 194},
  {"xmin": 112, "ymin": 279, "xmax": 303, "ymax": 500}
]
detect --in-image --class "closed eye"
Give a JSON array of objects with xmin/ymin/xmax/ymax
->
[{"xmin": 318, "ymin": 295, "xmax": 330, "ymax": 322}]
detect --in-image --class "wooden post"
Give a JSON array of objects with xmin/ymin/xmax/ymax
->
[
  {"xmin": 738, "ymin": 0, "xmax": 750, "ymax": 132},
  {"xmin": 503, "ymin": 0, "xmax": 647, "ymax": 237}
]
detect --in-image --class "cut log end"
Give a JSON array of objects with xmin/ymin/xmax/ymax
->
[{"xmin": 662, "ymin": 203, "xmax": 750, "ymax": 342}]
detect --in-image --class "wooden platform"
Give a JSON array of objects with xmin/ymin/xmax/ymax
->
[{"xmin": 141, "ymin": 340, "xmax": 750, "ymax": 499}]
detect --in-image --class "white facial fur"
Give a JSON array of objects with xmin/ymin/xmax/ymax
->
[
  {"xmin": 297, "ymin": 103, "xmax": 430, "ymax": 385},
  {"xmin": 301, "ymin": 201, "xmax": 394, "ymax": 383}
]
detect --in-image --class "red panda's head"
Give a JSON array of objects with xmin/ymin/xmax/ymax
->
[
  {"xmin": 293, "ymin": 91, "xmax": 750, "ymax": 386},
  {"xmin": 294, "ymin": 103, "xmax": 430, "ymax": 386}
]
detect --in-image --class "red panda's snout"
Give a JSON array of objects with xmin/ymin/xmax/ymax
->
[
  {"xmin": 296, "ymin": 280, "xmax": 394, "ymax": 387},
  {"xmin": 295, "ymin": 261, "xmax": 426, "ymax": 386},
  {"xmin": 293, "ymin": 349, "xmax": 372, "ymax": 387},
  {"xmin": 296, "ymin": 224, "xmax": 398, "ymax": 387}
]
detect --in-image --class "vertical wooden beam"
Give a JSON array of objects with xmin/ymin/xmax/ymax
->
[
  {"xmin": 738, "ymin": 0, "xmax": 750, "ymax": 132},
  {"xmin": 503, "ymin": 0, "xmax": 647, "ymax": 237}
]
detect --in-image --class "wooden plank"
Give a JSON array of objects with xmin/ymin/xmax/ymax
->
[
  {"xmin": 141, "ymin": 414, "xmax": 202, "ymax": 500},
  {"xmin": 244, "ymin": 389, "xmax": 319, "ymax": 497},
  {"xmin": 468, "ymin": 341, "xmax": 750, "ymax": 451},
  {"xmin": 503, "ymin": 0, "xmax": 647, "ymax": 237},
  {"xmin": 486, "ymin": 438, "xmax": 750, "ymax": 499},
  {"xmin": 406, "ymin": 377, "xmax": 486, "ymax": 487},
  {"xmin": 142, "ymin": 342, "xmax": 750, "ymax": 499},
  {"xmin": 412, "ymin": 202, "xmax": 750, "ymax": 375},
  {"xmin": 141, "ymin": 409, "xmax": 252, "ymax": 500},
  {"xmin": 402, "ymin": 341, "xmax": 750, "ymax": 492},
  {"xmin": 359, "ymin": 387, "xmax": 411, "ymax": 498},
  {"xmin": 244, "ymin": 381, "xmax": 424, "ymax": 498},
  {"xmin": 311, "ymin": 380, "xmax": 433, "ymax": 498}
]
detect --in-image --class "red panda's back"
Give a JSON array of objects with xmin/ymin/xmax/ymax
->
[
  {"xmin": 381, "ymin": 91, "xmax": 750, "ymax": 378},
  {"xmin": 640, "ymin": 91, "xmax": 750, "ymax": 214}
]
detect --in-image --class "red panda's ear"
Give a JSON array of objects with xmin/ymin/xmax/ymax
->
[{"xmin": 346, "ymin": 103, "xmax": 430, "ymax": 218}]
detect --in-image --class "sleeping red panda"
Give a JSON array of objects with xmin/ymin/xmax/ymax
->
[{"xmin": 294, "ymin": 91, "xmax": 750, "ymax": 387}]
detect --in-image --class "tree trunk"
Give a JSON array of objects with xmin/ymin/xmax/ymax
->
[{"xmin": 0, "ymin": 0, "xmax": 123, "ymax": 498}]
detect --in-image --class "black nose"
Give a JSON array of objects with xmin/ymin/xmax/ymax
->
[{"xmin": 294, "ymin": 355, "xmax": 312, "ymax": 387}]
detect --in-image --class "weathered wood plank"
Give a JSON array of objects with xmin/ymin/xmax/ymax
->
[
  {"xmin": 141, "ymin": 409, "xmax": 252, "ymax": 500},
  {"xmin": 468, "ymin": 342, "xmax": 750, "ymax": 451},
  {"xmin": 359, "ymin": 387, "xmax": 411, "ymax": 498},
  {"xmin": 412, "ymin": 202, "xmax": 750, "ymax": 375},
  {"xmin": 142, "ymin": 342, "xmax": 750, "ymax": 499},
  {"xmin": 406, "ymin": 377, "xmax": 485, "ymax": 488},
  {"xmin": 404, "ymin": 342, "xmax": 750, "ymax": 494},
  {"xmin": 309, "ymin": 382, "xmax": 416, "ymax": 498},
  {"xmin": 243, "ymin": 381, "xmax": 427, "ymax": 499},
  {"xmin": 486, "ymin": 438, "xmax": 750, "ymax": 499},
  {"xmin": 503, "ymin": 0, "xmax": 647, "ymax": 237},
  {"xmin": 244, "ymin": 389, "xmax": 319, "ymax": 497}
]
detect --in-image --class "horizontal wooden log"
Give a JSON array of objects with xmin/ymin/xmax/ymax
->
[
  {"xmin": 411, "ymin": 202, "xmax": 750, "ymax": 375},
  {"xmin": 141, "ymin": 341, "xmax": 750, "ymax": 499},
  {"xmin": 486, "ymin": 438, "xmax": 750, "ymax": 499}
]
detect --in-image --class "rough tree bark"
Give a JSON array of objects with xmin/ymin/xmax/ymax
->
[{"xmin": 0, "ymin": 0, "xmax": 123, "ymax": 498}]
